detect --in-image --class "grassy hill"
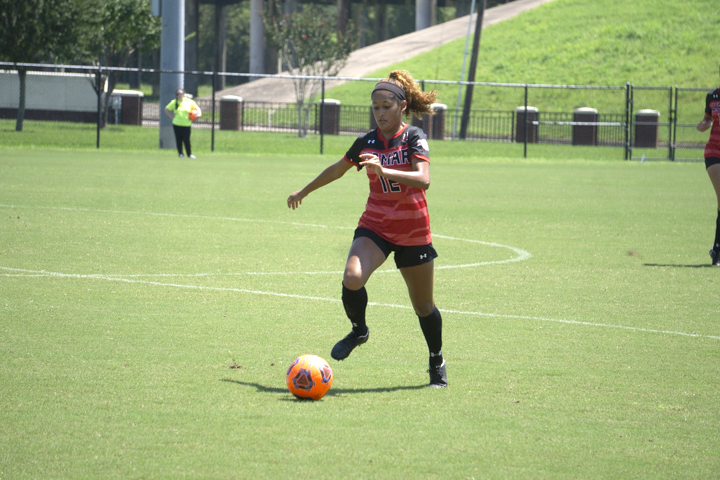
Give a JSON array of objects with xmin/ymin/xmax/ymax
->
[{"xmin": 327, "ymin": 0, "xmax": 719, "ymax": 112}]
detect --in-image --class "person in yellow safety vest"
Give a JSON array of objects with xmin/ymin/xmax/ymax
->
[{"xmin": 164, "ymin": 88, "xmax": 201, "ymax": 159}]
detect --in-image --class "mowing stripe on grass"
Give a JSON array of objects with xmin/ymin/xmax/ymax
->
[
  {"xmin": 0, "ymin": 204, "xmax": 532, "ymax": 269},
  {"xmin": 2, "ymin": 265, "xmax": 718, "ymax": 341}
]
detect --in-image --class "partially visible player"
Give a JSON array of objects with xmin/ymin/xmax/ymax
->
[
  {"xmin": 286, "ymin": 70, "xmax": 447, "ymax": 387},
  {"xmin": 697, "ymin": 64, "xmax": 720, "ymax": 266}
]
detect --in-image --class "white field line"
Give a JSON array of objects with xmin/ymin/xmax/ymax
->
[
  {"xmin": 1, "ymin": 266, "xmax": 719, "ymax": 341},
  {"xmin": 2, "ymin": 204, "xmax": 718, "ymax": 340}
]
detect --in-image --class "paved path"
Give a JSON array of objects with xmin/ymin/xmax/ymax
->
[{"xmin": 212, "ymin": 0, "xmax": 556, "ymax": 102}]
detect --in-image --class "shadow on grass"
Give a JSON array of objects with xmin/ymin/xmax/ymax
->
[
  {"xmin": 220, "ymin": 378, "xmax": 428, "ymax": 398},
  {"xmin": 643, "ymin": 263, "xmax": 715, "ymax": 268}
]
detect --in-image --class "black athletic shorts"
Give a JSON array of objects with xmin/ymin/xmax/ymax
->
[
  {"xmin": 705, "ymin": 157, "xmax": 720, "ymax": 169},
  {"xmin": 353, "ymin": 227, "xmax": 438, "ymax": 269}
]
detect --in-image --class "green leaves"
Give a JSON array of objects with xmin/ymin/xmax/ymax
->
[
  {"xmin": 0, "ymin": 0, "xmax": 81, "ymax": 63},
  {"xmin": 81, "ymin": 0, "xmax": 161, "ymax": 67},
  {"xmin": 262, "ymin": 4, "xmax": 357, "ymax": 137},
  {"xmin": 263, "ymin": 4, "xmax": 356, "ymax": 78}
]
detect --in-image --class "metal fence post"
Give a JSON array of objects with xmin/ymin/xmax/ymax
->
[
  {"xmin": 523, "ymin": 84, "xmax": 528, "ymax": 159},
  {"xmin": 672, "ymin": 86, "xmax": 679, "ymax": 161},
  {"xmin": 669, "ymin": 86, "xmax": 675, "ymax": 161},
  {"xmin": 96, "ymin": 67, "xmax": 102, "ymax": 149},
  {"xmin": 320, "ymin": 78, "xmax": 325, "ymax": 155},
  {"xmin": 211, "ymin": 71, "xmax": 216, "ymax": 152},
  {"xmin": 624, "ymin": 82, "xmax": 631, "ymax": 160}
]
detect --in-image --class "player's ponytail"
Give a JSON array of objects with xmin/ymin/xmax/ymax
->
[
  {"xmin": 175, "ymin": 88, "xmax": 183, "ymax": 111},
  {"xmin": 386, "ymin": 70, "xmax": 437, "ymax": 119}
]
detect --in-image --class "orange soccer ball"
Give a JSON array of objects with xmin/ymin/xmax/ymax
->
[
  {"xmin": 188, "ymin": 109, "xmax": 199, "ymax": 121},
  {"xmin": 286, "ymin": 354, "xmax": 333, "ymax": 400}
]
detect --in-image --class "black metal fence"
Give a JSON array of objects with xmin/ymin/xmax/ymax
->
[{"xmin": 0, "ymin": 62, "xmax": 713, "ymax": 161}]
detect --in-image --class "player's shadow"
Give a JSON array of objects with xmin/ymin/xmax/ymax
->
[
  {"xmin": 220, "ymin": 378, "xmax": 428, "ymax": 399},
  {"xmin": 643, "ymin": 263, "xmax": 714, "ymax": 268}
]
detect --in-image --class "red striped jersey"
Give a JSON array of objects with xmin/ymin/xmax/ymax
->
[
  {"xmin": 704, "ymin": 88, "xmax": 720, "ymax": 158},
  {"xmin": 343, "ymin": 124, "xmax": 432, "ymax": 246}
]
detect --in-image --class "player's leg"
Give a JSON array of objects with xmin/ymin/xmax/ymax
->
[
  {"xmin": 172, "ymin": 124, "xmax": 184, "ymax": 157},
  {"xmin": 707, "ymin": 161, "xmax": 720, "ymax": 265},
  {"xmin": 184, "ymin": 127, "xmax": 193, "ymax": 157},
  {"xmin": 399, "ymin": 259, "xmax": 446, "ymax": 387},
  {"xmin": 173, "ymin": 124, "xmax": 183, "ymax": 158},
  {"xmin": 331, "ymin": 236, "xmax": 387, "ymax": 361}
]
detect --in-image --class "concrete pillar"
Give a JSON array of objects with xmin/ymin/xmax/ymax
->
[
  {"xmin": 249, "ymin": 0, "xmax": 265, "ymax": 79},
  {"xmin": 159, "ymin": 0, "xmax": 185, "ymax": 150},
  {"xmin": 416, "ymin": 0, "xmax": 431, "ymax": 30}
]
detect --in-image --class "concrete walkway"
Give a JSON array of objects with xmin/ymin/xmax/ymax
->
[{"xmin": 213, "ymin": 0, "xmax": 556, "ymax": 102}]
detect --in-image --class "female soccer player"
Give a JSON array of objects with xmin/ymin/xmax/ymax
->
[
  {"xmin": 287, "ymin": 70, "xmax": 447, "ymax": 387},
  {"xmin": 164, "ymin": 88, "xmax": 201, "ymax": 159},
  {"xmin": 697, "ymin": 64, "xmax": 720, "ymax": 266}
]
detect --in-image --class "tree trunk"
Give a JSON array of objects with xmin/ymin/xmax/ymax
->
[
  {"xmin": 303, "ymin": 102, "xmax": 311, "ymax": 138},
  {"xmin": 296, "ymin": 99, "xmax": 304, "ymax": 138},
  {"xmin": 214, "ymin": 3, "xmax": 227, "ymax": 91},
  {"xmin": 337, "ymin": 0, "xmax": 351, "ymax": 33},
  {"xmin": 16, "ymin": 69, "xmax": 27, "ymax": 132},
  {"xmin": 103, "ymin": 71, "xmax": 118, "ymax": 128}
]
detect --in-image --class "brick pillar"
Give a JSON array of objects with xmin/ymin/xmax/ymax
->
[
  {"xmin": 220, "ymin": 95, "xmax": 243, "ymax": 131},
  {"xmin": 430, "ymin": 103, "xmax": 446, "ymax": 140},
  {"xmin": 572, "ymin": 107, "xmax": 598, "ymax": 146},
  {"xmin": 320, "ymin": 99, "xmax": 341, "ymax": 135},
  {"xmin": 634, "ymin": 109, "xmax": 660, "ymax": 148},
  {"xmin": 112, "ymin": 90, "xmax": 144, "ymax": 126},
  {"xmin": 515, "ymin": 106, "xmax": 538, "ymax": 143}
]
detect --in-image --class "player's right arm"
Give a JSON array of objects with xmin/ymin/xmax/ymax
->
[
  {"xmin": 698, "ymin": 114, "xmax": 713, "ymax": 132},
  {"xmin": 698, "ymin": 92, "xmax": 714, "ymax": 132},
  {"xmin": 287, "ymin": 159, "xmax": 353, "ymax": 210}
]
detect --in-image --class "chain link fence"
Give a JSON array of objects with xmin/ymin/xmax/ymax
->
[{"xmin": 0, "ymin": 62, "xmax": 713, "ymax": 161}]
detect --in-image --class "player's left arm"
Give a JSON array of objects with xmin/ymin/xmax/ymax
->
[{"xmin": 360, "ymin": 154, "xmax": 430, "ymax": 190}]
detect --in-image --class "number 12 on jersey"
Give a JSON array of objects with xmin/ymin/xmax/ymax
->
[{"xmin": 379, "ymin": 176, "xmax": 401, "ymax": 193}]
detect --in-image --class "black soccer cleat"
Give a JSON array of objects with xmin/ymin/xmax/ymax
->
[
  {"xmin": 331, "ymin": 328, "xmax": 369, "ymax": 361},
  {"xmin": 710, "ymin": 249, "xmax": 720, "ymax": 266},
  {"xmin": 428, "ymin": 360, "xmax": 447, "ymax": 388}
]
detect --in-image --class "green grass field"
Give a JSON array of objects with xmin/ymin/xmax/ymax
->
[{"xmin": 1, "ymin": 146, "xmax": 718, "ymax": 478}]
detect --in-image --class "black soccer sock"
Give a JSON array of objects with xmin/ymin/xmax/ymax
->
[
  {"xmin": 714, "ymin": 210, "xmax": 720, "ymax": 253},
  {"xmin": 418, "ymin": 306, "xmax": 443, "ymax": 367},
  {"xmin": 342, "ymin": 283, "xmax": 368, "ymax": 335}
]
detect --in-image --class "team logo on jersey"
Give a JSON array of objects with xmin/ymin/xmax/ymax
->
[
  {"xmin": 418, "ymin": 139, "xmax": 429, "ymax": 151},
  {"xmin": 402, "ymin": 131, "xmax": 409, "ymax": 144}
]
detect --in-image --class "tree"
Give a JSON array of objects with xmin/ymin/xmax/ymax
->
[
  {"xmin": 79, "ymin": 0, "xmax": 160, "ymax": 127},
  {"xmin": 264, "ymin": 4, "xmax": 356, "ymax": 138},
  {"xmin": 0, "ymin": 0, "xmax": 82, "ymax": 131}
]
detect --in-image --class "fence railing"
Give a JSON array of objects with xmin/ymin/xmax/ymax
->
[{"xmin": 0, "ymin": 62, "xmax": 713, "ymax": 161}]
